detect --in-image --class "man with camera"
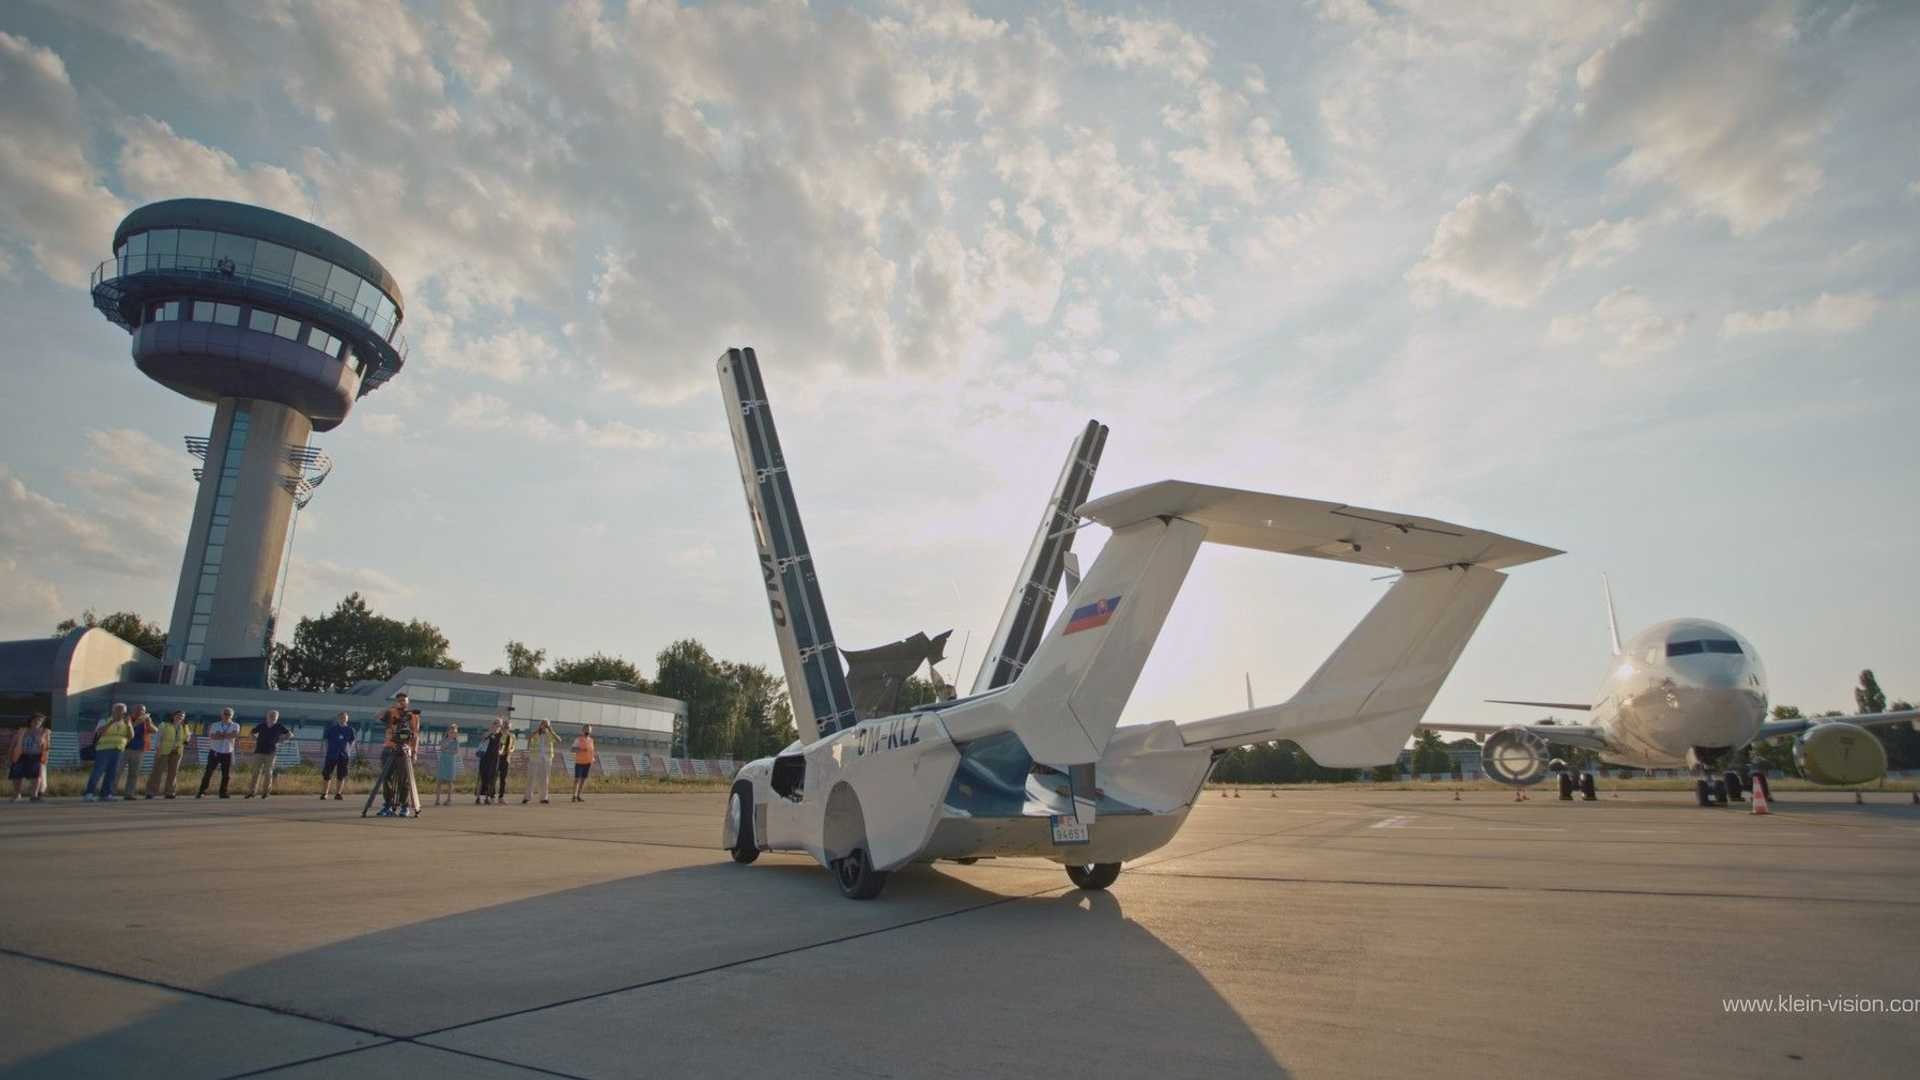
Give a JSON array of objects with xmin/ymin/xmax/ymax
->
[{"xmin": 377, "ymin": 694, "xmax": 421, "ymax": 817}]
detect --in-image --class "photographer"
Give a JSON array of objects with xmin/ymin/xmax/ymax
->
[{"xmin": 377, "ymin": 694, "xmax": 421, "ymax": 816}]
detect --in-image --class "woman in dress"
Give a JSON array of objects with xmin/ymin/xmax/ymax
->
[
  {"xmin": 433, "ymin": 723, "xmax": 462, "ymax": 806},
  {"xmin": 476, "ymin": 718, "xmax": 504, "ymax": 805},
  {"xmin": 9, "ymin": 714, "xmax": 48, "ymax": 802}
]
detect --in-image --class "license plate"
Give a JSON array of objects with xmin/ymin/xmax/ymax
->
[{"xmin": 1050, "ymin": 815, "xmax": 1090, "ymax": 845}]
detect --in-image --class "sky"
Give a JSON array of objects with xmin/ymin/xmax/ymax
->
[{"xmin": 1, "ymin": 0, "xmax": 1916, "ymax": 734}]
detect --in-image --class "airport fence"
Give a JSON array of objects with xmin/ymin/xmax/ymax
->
[{"xmin": 24, "ymin": 731, "xmax": 738, "ymax": 782}]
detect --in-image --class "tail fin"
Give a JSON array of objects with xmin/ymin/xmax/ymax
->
[
  {"xmin": 718, "ymin": 348, "xmax": 857, "ymax": 743},
  {"xmin": 1602, "ymin": 573, "xmax": 1621, "ymax": 656},
  {"xmin": 942, "ymin": 516, "xmax": 1207, "ymax": 765},
  {"xmin": 1178, "ymin": 565, "xmax": 1509, "ymax": 765}
]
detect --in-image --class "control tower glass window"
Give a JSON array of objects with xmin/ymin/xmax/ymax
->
[{"xmin": 113, "ymin": 227, "xmax": 403, "ymax": 342}]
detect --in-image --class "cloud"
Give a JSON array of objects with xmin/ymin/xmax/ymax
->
[
  {"xmin": 1546, "ymin": 287, "xmax": 1691, "ymax": 363},
  {"xmin": 0, "ymin": 32, "xmax": 126, "ymax": 286},
  {"xmin": 0, "ymin": 556, "xmax": 65, "ymax": 638},
  {"xmin": 1722, "ymin": 291, "xmax": 1881, "ymax": 337},
  {"xmin": 0, "ymin": 464, "xmax": 157, "ymax": 577},
  {"xmin": 1407, "ymin": 183, "xmax": 1555, "ymax": 307},
  {"xmin": 1565, "ymin": 215, "xmax": 1644, "ymax": 269},
  {"xmin": 113, "ymin": 117, "xmax": 316, "ymax": 219},
  {"xmin": 444, "ymin": 392, "xmax": 665, "ymax": 450},
  {"xmin": 1574, "ymin": 1, "xmax": 1827, "ymax": 234}
]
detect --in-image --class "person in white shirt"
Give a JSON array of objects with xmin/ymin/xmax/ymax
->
[
  {"xmin": 522, "ymin": 718, "xmax": 562, "ymax": 805},
  {"xmin": 196, "ymin": 708, "xmax": 242, "ymax": 799}
]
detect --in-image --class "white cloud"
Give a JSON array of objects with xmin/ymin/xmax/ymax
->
[
  {"xmin": 1722, "ymin": 291, "xmax": 1881, "ymax": 337},
  {"xmin": 0, "ymin": 32, "xmax": 126, "ymax": 286},
  {"xmin": 0, "ymin": 464, "xmax": 159, "ymax": 577},
  {"xmin": 113, "ymin": 117, "xmax": 316, "ymax": 219},
  {"xmin": 0, "ymin": 556, "xmax": 65, "ymax": 638},
  {"xmin": 1407, "ymin": 183, "xmax": 1555, "ymax": 307},
  {"xmin": 1546, "ymin": 287, "xmax": 1691, "ymax": 363},
  {"xmin": 1574, "ymin": 1, "xmax": 1826, "ymax": 234},
  {"xmin": 1565, "ymin": 216, "xmax": 1644, "ymax": 270},
  {"xmin": 444, "ymin": 392, "xmax": 666, "ymax": 451}
]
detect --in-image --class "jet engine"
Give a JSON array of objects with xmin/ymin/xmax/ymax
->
[
  {"xmin": 1480, "ymin": 727, "xmax": 1554, "ymax": 786},
  {"xmin": 1792, "ymin": 723, "xmax": 1887, "ymax": 787}
]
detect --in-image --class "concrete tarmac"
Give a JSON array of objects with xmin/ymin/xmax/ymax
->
[{"xmin": 1, "ymin": 788, "xmax": 1917, "ymax": 1079}]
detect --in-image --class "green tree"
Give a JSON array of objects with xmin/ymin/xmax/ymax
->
[
  {"xmin": 55, "ymin": 609, "xmax": 166, "ymax": 657},
  {"xmin": 653, "ymin": 639, "xmax": 738, "ymax": 757},
  {"xmin": 546, "ymin": 653, "xmax": 647, "ymax": 688},
  {"xmin": 493, "ymin": 640, "xmax": 547, "ymax": 679},
  {"xmin": 726, "ymin": 661, "xmax": 796, "ymax": 760},
  {"xmin": 1410, "ymin": 729, "xmax": 1451, "ymax": 775},
  {"xmin": 271, "ymin": 593, "xmax": 459, "ymax": 692},
  {"xmin": 1856, "ymin": 669, "xmax": 1886, "ymax": 715}
]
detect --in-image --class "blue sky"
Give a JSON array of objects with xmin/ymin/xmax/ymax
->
[{"xmin": 2, "ymin": 0, "xmax": 1916, "ymax": 730}]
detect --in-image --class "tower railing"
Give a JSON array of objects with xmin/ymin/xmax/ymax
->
[{"xmin": 90, "ymin": 254, "xmax": 408, "ymax": 363}]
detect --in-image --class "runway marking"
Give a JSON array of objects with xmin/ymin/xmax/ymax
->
[{"xmin": 1122, "ymin": 871, "xmax": 1920, "ymax": 907}]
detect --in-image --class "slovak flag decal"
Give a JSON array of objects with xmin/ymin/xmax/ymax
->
[{"xmin": 1064, "ymin": 595, "xmax": 1122, "ymax": 635}]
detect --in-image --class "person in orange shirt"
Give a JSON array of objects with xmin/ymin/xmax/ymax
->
[
  {"xmin": 569, "ymin": 725, "xmax": 596, "ymax": 803},
  {"xmin": 377, "ymin": 694, "xmax": 421, "ymax": 817}
]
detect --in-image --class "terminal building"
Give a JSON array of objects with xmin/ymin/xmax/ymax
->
[{"xmin": 0, "ymin": 627, "xmax": 684, "ymax": 758}]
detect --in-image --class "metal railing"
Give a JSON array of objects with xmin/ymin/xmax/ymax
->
[{"xmin": 91, "ymin": 254, "xmax": 407, "ymax": 363}]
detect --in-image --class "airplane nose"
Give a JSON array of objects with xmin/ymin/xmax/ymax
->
[{"xmin": 1671, "ymin": 655, "xmax": 1747, "ymax": 691}]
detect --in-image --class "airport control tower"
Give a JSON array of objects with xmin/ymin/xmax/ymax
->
[{"xmin": 88, "ymin": 198, "xmax": 407, "ymax": 687}]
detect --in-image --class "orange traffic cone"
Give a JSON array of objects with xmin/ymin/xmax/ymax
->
[{"xmin": 1750, "ymin": 779, "xmax": 1770, "ymax": 815}]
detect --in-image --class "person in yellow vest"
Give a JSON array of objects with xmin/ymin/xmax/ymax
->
[
  {"xmin": 522, "ymin": 718, "xmax": 562, "ymax": 805},
  {"xmin": 145, "ymin": 710, "xmax": 192, "ymax": 799},
  {"xmin": 83, "ymin": 705, "xmax": 134, "ymax": 802}
]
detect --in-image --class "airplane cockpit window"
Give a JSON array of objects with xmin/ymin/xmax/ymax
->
[
  {"xmin": 1703, "ymin": 640, "xmax": 1743, "ymax": 654},
  {"xmin": 1666, "ymin": 640, "xmax": 1705, "ymax": 657}
]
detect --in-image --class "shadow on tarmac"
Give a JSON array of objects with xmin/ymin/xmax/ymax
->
[{"xmin": 8, "ymin": 856, "xmax": 1291, "ymax": 1079}]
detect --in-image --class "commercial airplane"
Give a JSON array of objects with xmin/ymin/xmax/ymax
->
[
  {"xmin": 1425, "ymin": 580, "xmax": 1920, "ymax": 805},
  {"xmin": 715, "ymin": 347, "xmax": 1557, "ymax": 898}
]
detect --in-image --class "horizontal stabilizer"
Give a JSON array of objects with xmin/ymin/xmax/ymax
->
[
  {"xmin": 1487, "ymin": 699, "xmax": 1592, "ymax": 711},
  {"xmin": 1179, "ymin": 566, "xmax": 1509, "ymax": 765},
  {"xmin": 1079, "ymin": 481, "xmax": 1559, "ymax": 572}
]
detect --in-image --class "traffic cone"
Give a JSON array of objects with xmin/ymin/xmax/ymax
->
[
  {"xmin": 1750, "ymin": 779, "xmax": 1770, "ymax": 815},
  {"xmin": 1233, "ymin": 789, "xmax": 1241, "ymax": 798},
  {"xmin": 1512, "ymin": 788, "xmax": 1523, "ymax": 803}
]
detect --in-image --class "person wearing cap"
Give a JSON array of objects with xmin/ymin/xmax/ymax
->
[
  {"xmin": 118, "ymin": 705, "xmax": 157, "ymax": 800},
  {"xmin": 197, "ymin": 708, "xmax": 242, "ymax": 798},
  {"xmin": 244, "ymin": 710, "xmax": 295, "ymax": 799},
  {"xmin": 146, "ymin": 710, "xmax": 192, "ymax": 798},
  {"xmin": 378, "ymin": 695, "xmax": 420, "ymax": 815},
  {"xmin": 83, "ymin": 705, "xmax": 134, "ymax": 802}
]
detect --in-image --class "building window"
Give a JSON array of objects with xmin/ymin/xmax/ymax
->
[
  {"xmin": 148, "ymin": 300, "xmax": 181, "ymax": 322},
  {"xmin": 214, "ymin": 302, "xmax": 241, "ymax": 326},
  {"xmin": 308, "ymin": 329, "xmax": 342, "ymax": 358}
]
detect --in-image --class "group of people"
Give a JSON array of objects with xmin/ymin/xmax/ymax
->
[{"xmin": 6, "ymin": 690, "xmax": 602, "ymax": 809}]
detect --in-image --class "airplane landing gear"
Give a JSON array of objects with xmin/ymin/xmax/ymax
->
[
  {"xmin": 1067, "ymin": 862, "xmax": 1121, "ymax": 890},
  {"xmin": 1558, "ymin": 772, "xmax": 1575, "ymax": 801},
  {"xmin": 1722, "ymin": 770, "xmax": 1745, "ymax": 803},
  {"xmin": 1579, "ymin": 772, "xmax": 1597, "ymax": 801},
  {"xmin": 1695, "ymin": 778, "xmax": 1712, "ymax": 807}
]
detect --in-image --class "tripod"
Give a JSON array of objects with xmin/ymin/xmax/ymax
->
[{"xmin": 361, "ymin": 746, "xmax": 421, "ymax": 818}]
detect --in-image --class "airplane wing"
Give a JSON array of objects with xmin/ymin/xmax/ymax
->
[
  {"xmin": 1417, "ymin": 719, "xmax": 1611, "ymax": 750},
  {"xmin": 1144, "ymin": 483, "xmax": 1560, "ymax": 766},
  {"xmin": 1755, "ymin": 708, "xmax": 1920, "ymax": 741}
]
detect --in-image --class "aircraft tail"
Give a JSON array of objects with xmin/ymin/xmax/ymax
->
[
  {"xmin": 1177, "ymin": 566, "xmax": 1508, "ymax": 764},
  {"xmin": 941, "ymin": 515, "xmax": 1206, "ymax": 765},
  {"xmin": 1602, "ymin": 573, "xmax": 1621, "ymax": 656},
  {"xmin": 718, "ymin": 348, "xmax": 857, "ymax": 744}
]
